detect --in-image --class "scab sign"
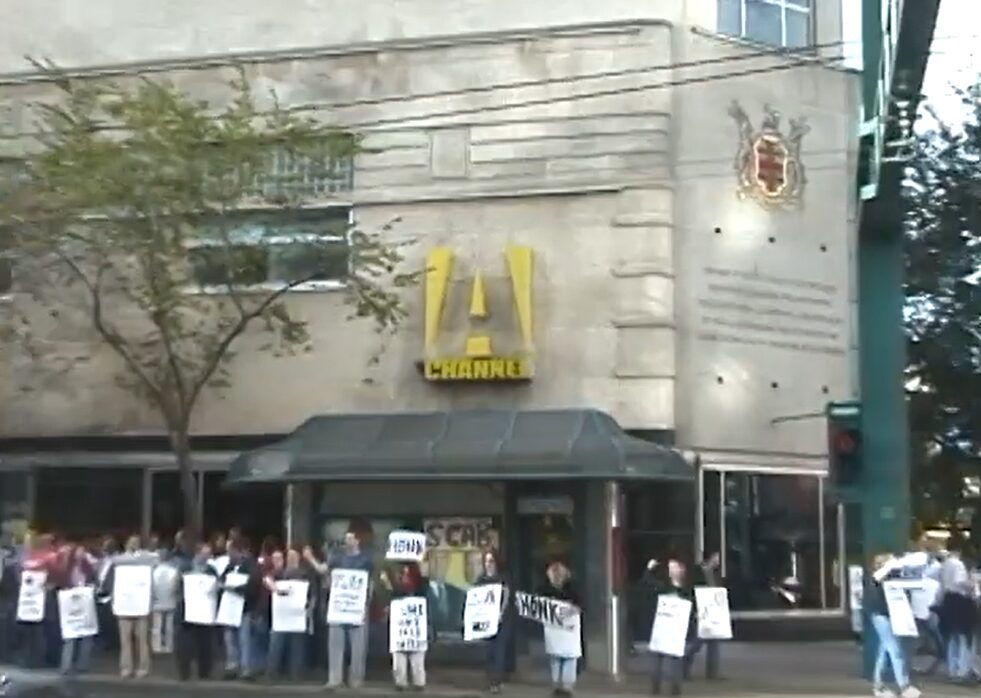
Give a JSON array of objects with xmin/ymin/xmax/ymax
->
[{"xmin": 386, "ymin": 530, "xmax": 426, "ymax": 562}]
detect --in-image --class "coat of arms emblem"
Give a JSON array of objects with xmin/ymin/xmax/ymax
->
[{"xmin": 728, "ymin": 101, "xmax": 810, "ymax": 208}]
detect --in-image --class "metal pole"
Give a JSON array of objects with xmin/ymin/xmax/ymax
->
[
  {"xmin": 285, "ymin": 484, "xmax": 295, "ymax": 547},
  {"xmin": 608, "ymin": 481, "xmax": 621, "ymax": 680}
]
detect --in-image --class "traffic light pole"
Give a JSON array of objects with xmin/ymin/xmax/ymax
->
[
  {"xmin": 857, "ymin": 201, "xmax": 910, "ymax": 678},
  {"xmin": 855, "ymin": 0, "xmax": 940, "ymax": 679}
]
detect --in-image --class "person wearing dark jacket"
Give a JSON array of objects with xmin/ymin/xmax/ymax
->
[
  {"xmin": 474, "ymin": 549, "xmax": 515, "ymax": 694},
  {"xmin": 219, "ymin": 540, "xmax": 262, "ymax": 680},
  {"xmin": 650, "ymin": 558, "xmax": 696, "ymax": 697},
  {"xmin": 383, "ymin": 559, "xmax": 430, "ymax": 690},
  {"xmin": 686, "ymin": 553, "xmax": 723, "ymax": 680},
  {"xmin": 175, "ymin": 544, "xmax": 218, "ymax": 681},
  {"xmin": 867, "ymin": 552, "xmax": 921, "ymax": 698},
  {"xmin": 539, "ymin": 561, "xmax": 582, "ymax": 697}
]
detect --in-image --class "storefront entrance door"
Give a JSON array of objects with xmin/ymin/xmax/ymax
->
[{"xmin": 514, "ymin": 494, "xmax": 576, "ymax": 657}]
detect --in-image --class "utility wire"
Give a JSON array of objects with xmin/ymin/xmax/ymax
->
[
  {"xmin": 293, "ymin": 39, "xmax": 851, "ymax": 114},
  {"xmin": 341, "ymin": 53, "xmax": 845, "ymax": 131}
]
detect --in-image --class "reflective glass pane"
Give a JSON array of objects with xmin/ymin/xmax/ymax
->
[
  {"xmin": 724, "ymin": 473, "xmax": 822, "ymax": 610},
  {"xmin": 786, "ymin": 8, "xmax": 811, "ymax": 47},
  {"xmin": 717, "ymin": 0, "xmax": 742, "ymax": 37},
  {"xmin": 745, "ymin": 0, "xmax": 784, "ymax": 45}
]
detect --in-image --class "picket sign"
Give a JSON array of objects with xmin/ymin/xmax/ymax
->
[
  {"xmin": 58, "ymin": 586, "xmax": 99, "ymax": 640},
  {"xmin": 386, "ymin": 531, "xmax": 426, "ymax": 562},
  {"xmin": 515, "ymin": 591, "xmax": 582, "ymax": 658},
  {"xmin": 183, "ymin": 573, "xmax": 218, "ymax": 626},
  {"xmin": 113, "ymin": 565, "xmax": 153, "ymax": 618},
  {"xmin": 649, "ymin": 595, "xmax": 692, "ymax": 658},
  {"xmin": 16, "ymin": 570, "xmax": 47, "ymax": 623},
  {"xmin": 327, "ymin": 569, "xmax": 369, "ymax": 626},
  {"xmin": 215, "ymin": 572, "xmax": 249, "ymax": 627},
  {"xmin": 463, "ymin": 584, "xmax": 502, "ymax": 642},
  {"xmin": 882, "ymin": 582, "xmax": 918, "ymax": 638},
  {"xmin": 390, "ymin": 596, "xmax": 429, "ymax": 653},
  {"xmin": 694, "ymin": 587, "xmax": 733, "ymax": 640},
  {"xmin": 272, "ymin": 580, "xmax": 310, "ymax": 634}
]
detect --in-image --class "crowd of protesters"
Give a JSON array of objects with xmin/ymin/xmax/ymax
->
[{"xmin": 0, "ymin": 527, "xmax": 525, "ymax": 693}]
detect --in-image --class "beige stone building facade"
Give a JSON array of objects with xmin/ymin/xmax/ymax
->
[{"xmin": 0, "ymin": 0, "xmax": 858, "ymax": 667}]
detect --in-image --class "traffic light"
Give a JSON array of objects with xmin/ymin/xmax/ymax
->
[{"xmin": 827, "ymin": 401, "xmax": 862, "ymax": 488}]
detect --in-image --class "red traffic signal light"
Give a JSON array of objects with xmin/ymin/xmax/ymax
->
[{"xmin": 833, "ymin": 429, "xmax": 858, "ymax": 455}]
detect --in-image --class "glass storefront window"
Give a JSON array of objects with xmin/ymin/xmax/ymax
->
[
  {"xmin": 319, "ymin": 516, "xmax": 501, "ymax": 642},
  {"xmin": 719, "ymin": 472, "xmax": 824, "ymax": 611},
  {"xmin": 0, "ymin": 471, "xmax": 30, "ymax": 543}
]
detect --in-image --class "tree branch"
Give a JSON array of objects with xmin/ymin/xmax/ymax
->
[
  {"xmin": 185, "ymin": 274, "xmax": 317, "ymax": 414},
  {"xmin": 54, "ymin": 247, "xmax": 167, "ymax": 409}
]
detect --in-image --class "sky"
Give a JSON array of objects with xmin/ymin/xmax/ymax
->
[{"xmin": 841, "ymin": 0, "xmax": 978, "ymax": 122}]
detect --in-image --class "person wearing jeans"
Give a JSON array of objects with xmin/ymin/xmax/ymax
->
[
  {"xmin": 650, "ymin": 558, "xmax": 696, "ymax": 697},
  {"xmin": 59, "ymin": 545, "xmax": 97, "ymax": 676},
  {"xmin": 539, "ymin": 561, "xmax": 581, "ymax": 698},
  {"xmin": 220, "ymin": 542, "xmax": 261, "ymax": 680},
  {"xmin": 868, "ymin": 553, "xmax": 921, "ymax": 698},
  {"xmin": 474, "ymin": 550, "xmax": 515, "ymax": 694},
  {"xmin": 265, "ymin": 549, "xmax": 313, "ymax": 681}
]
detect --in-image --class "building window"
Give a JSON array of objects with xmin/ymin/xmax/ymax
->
[
  {"xmin": 187, "ymin": 207, "xmax": 352, "ymax": 293},
  {"xmin": 716, "ymin": 471, "xmax": 830, "ymax": 611},
  {"xmin": 718, "ymin": 0, "xmax": 812, "ymax": 48},
  {"xmin": 0, "ymin": 470, "xmax": 30, "ymax": 541},
  {"xmin": 250, "ymin": 149, "xmax": 354, "ymax": 201}
]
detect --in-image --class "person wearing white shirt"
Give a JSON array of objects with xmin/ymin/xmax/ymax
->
[{"xmin": 938, "ymin": 543, "xmax": 976, "ymax": 682}]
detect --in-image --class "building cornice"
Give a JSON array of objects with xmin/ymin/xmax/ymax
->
[{"xmin": 0, "ymin": 19, "xmax": 671, "ymax": 86}]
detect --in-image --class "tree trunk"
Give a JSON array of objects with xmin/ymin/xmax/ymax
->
[{"xmin": 169, "ymin": 428, "xmax": 202, "ymax": 542}]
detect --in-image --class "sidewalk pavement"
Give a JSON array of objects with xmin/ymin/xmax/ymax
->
[{"xmin": 68, "ymin": 642, "xmax": 979, "ymax": 698}]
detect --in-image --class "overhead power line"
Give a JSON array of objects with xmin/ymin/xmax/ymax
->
[{"xmin": 341, "ymin": 53, "xmax": 845, "ymax": 130}]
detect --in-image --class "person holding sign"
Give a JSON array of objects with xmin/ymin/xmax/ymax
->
[
  {"xmin": 868, "ymin": 553, "xmax": 922, "ymax": 698},
  {"xmin": 648, "ymin": 558, "xmax": 696, "ymax": 696},
  {"xmin": 57, "ymin": 545, "xmax": 98, "ymax": 675},
  {"xmin": 109, "ymin": 535, "xmax": 156, "ymax": 679},
  {"xmin": 174, "ymin": 543, "xmax": 219, "ymax": 682},
  {"xmin": 219, "ymin": 540, "xmax": 263, "ymax": 681},
  {"xmin": 473, "ymin": 550, "xmax": 515, "ymax": 694},
  {"xmin": 382, "ymin": 559, "xmax": 430, "ymax": 690},
  {"xmin": 17, "ymin": 533, "xmax": 58, "ymax": 668},
  {"xmin": 688, "ymin": 553, "xmax": 725, "ymax": 680},
  {"xmin": 307, "ymin": 530, "xmax": 374, "ymax": 691},
  {"xmin": 266, "ymin": 548, "xmax": 315, "ymax": 681},
  {"xmin": 538, "ymin": 561, "xmax": 582, "ymax": 698}
]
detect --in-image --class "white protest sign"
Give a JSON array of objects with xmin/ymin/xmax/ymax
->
[
  {"xmin": 390, "ymin": 596, "xmax": 429, "ymax": 653},
  {"xmin": 848, "ymin": 565, "xmax": 864, "ymax": 634},
  {"xmin": 112, "ymin": 565, "xmax": 152, "ymax": 618},
  {"xmin": 883, "ymin": 582, "xmax": 918, "ymax": 637},
  {"xmin": 216, "ymin": 591, "xmax": 245, "ymax": 628},
  {"xmin": 272, "ymin": 580, "xmax": 310, "ymax": 634},
  {"xmin": 695, "ymin": 587, "xmax": 733, "ymax": 640},
  {"xmin": 910, "ymin": 578, "xmax": 940, "ymax": 621},
  {"xmin": 183, "ymin": 573, "xmax": 218, "ymax": 626},
  {"xmin": 58, "ymin": 587, "xmax": 98, "ymax": 640},
  {"xmin": 386, "ymin": 531, "xmax": 426, "ymax": 562},
  {"xmin": 649, "ymin": 595, "xmax": 692, "ymax": 658},
  {"xmin": 515, "ymin": 591, "xmax": 582, "ymax": 658},
  {"xmin": 463, "ymin": 584, "xmax": 502, "ymax": 642},
  {"xmin": 544, "ymin": 613, "xmax": 582, "ymax": 659},
  {"xmin": 327, "ymin": 569, "xmax": 369, "ymax": 626},
  {"xmin": 209, "ymin": 555, "xmax": 230, "ymax": 577},
  {"xmin": 16, "ymin": 570, "xmax": 47, "ymax": 622},
  {"xmin": 215, "ymin": 572, "xmax": 249, "ymax": 627}
]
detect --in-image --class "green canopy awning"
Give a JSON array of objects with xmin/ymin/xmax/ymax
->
[{"xmin": 226, "ymin": 408, "xmax": 690, "ymax": 484}]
